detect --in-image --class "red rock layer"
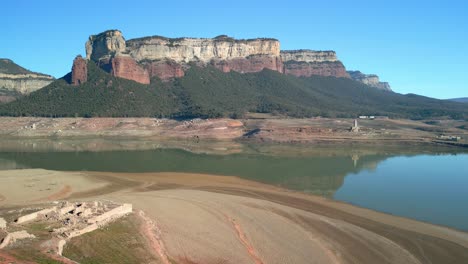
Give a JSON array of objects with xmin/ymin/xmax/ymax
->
[
  {"xmin": 211, "ymin": 56, "xmax": 283, "ymax": 74},
  {"xmin": 142, "ymin": 60, "xmax": 185, "ymax": 81},
  {"xmin": 71, "ymin": 56, "xmax": 88, "ymax": 86},
  {"xmin": 284, "ymin": 61, "xmax": 350, "ymax": 78},
  {"xmin": 111, "ymin": 56, "xmax": 150, "ymax": 84}
]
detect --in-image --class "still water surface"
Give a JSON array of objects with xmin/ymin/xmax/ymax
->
[{"xmin": 0, "ymin": 140, "xmax": 466, "ymax": 231}]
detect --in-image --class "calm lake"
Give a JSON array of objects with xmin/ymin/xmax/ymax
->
[{"xmin": 0, "ymin": 139, "xmax": 467, "ymax": 231}]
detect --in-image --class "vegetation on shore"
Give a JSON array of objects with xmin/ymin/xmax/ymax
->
[{"xmin": 0, "ymin": 62, "xmax": 467, "ymax": 119}]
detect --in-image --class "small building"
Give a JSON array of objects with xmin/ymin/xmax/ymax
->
[{"xmin": 438, "ymin": 135, "xmax": 462, "ymax": 141}]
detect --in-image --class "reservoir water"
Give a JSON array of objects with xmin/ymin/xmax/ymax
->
[{"xmin": 0, "ymin": 139, "xmax": 467, "ymax": 231}]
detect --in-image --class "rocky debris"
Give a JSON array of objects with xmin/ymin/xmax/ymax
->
[
  {"xmin": 0, "ymin": 230, "xmax": 35, "ymax": 249},
  {"xmin": 15, "ymin": 207, "xmax": 57, "ymax": 224},
  {"xmin": 0, "ymin": 217, "xmax": 6, "ymax": 229},
  {"xmin": 9, "ymin": 201, "xmax": 132, "ymax": 255},
  {"xmin": 71, "ymin": 55, "xmax": 87, "ymax": 86},
  {"xmin": 281, "ymin": 50, "xmax": 349, "ymax": 78},
  {"xmin": 348, "ymin": 71, "xmax": 392, "ymax": 91}
]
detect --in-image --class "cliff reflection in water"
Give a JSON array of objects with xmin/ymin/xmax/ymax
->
[{"xmin": 1, "ymin": 139, "xmax": 464, "ymax": 197}]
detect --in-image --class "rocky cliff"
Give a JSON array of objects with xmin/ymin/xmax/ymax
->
[
  {"xmin": 0, "ymin": 59, "xmax": 54, "ymax": 94},
  {"xmin": 281, "ymin": 50, "xmax": 349, "ymax": 78},
  {"xmin": 71, "ymin": 56, "xmax": 88, "ymax": 86},
  {"xmin": 79, "ymin": 30, "xmax": 390, "ymax": 87},
  {"xmin": 347, "ymin": 71, "xmax": 392, "ymax": 91},
  {"xmin": 84, "ymin": 30, "xmax": 283, "ymax": 82}
]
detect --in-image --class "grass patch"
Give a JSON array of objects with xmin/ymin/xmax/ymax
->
[{"xmin": 63, "ymin": 214, "xmax": 158, "ymax": 264}]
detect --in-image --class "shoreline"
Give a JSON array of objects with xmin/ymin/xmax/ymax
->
[
  {"xmin": 1, "ymin": 169, "xmax": 467, "ymax": 263},
  {"xmin": 0, "ymin": 117, "xmax": 466, "ymax": 148}
]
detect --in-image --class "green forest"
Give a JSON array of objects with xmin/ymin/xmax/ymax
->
[{"xmin": 1, "ymin": 62, "xmax": 467, "ymax": 119}]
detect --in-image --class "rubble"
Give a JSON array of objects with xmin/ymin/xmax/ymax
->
[
  {"xmin": 7, "ymin": 200, "xmax": 132, "ymax": 255},
  {"xmin": 15, "ymin": 207, "xmax": 57, "ymax": 224},
  {"xmin": 0, "ymin": 230, "xmax": 35, "ymax": 249},
  {"xmin": 0, "ymin": 217, "xmax": 6, "ymax": 229}
]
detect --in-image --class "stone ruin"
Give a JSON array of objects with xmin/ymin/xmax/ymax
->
[
  {"xmin": 1, "ymin": 201, "xmax": 132, "ymax": 255},
  {"xmin": 0, "ymin": 230, "xmax": 35, "ymax": 249},
  {"xmin": 350, "ymin": 119, "xmax": 360, "ymax": 132}
]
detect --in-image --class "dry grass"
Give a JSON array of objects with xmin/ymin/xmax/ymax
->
[{"xmin": 63, "ymin": 214, "xmax": 159, "ymax": 264}]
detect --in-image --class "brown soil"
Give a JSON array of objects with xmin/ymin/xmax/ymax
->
[
  {"xmin": 1, "ymin": 170, "xmax": 468, "ymax": 263},
  {"xmin": 0, "ymin": 117, "xmax": 466, "ymax": 147}
]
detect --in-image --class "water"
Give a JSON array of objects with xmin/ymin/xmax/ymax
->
[
  {"xmin": 334, "ymin": 154, "xmax": 468, "ymax": 231},
  {"xmin": 0, "ymin": 139, "xmax": 467, "ymax": 231}
]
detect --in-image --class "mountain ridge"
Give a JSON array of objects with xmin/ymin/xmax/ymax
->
[
  {"xmin": 448, "ymin": 98, "xmax": 468, "ymax": 103},
  {"xmin": 0, "ymin": 59, "xmax": 55, "ymax": 102},
  {"xmin": 82, "ymin": 29, "xmax": 379, "ymax": 84},
  {"xmin": 1, "ymin": 61, "xmax": 466, "ymax": 120}
]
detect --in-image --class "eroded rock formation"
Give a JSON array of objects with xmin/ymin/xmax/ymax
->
[
  {"xmin": 281, "ymin": 50, "xmax": 349, "ymax": 78},
  {"xmin": 110, "ymin": 56, "xmax": 150, "ymax": 84},
  {"xmin": 348, "ymin": 71, "xmax": 392, "ymax": 91},
  {"xmin": 71, "ymin": 56, "xmax": 88, "ymax": 86},
  {"xmin": 85, "ymin": 30, "xmax": 283, "ymax": 82},
  {"xmin": 0, "ymin": 59, "xmax": 54, "ymax": 94},
  {"xmin": 78, "ymin": 30, "xmax": 391, "ymax": 90}
]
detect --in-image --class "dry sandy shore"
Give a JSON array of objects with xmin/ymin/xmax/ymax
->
[
  {"xmin": 0, "ymin": 117, "xmax": 467, "ymax": 147},
  {"xmin": 1, "ymin": 169, "xmax": 468, "ymax": 264}
]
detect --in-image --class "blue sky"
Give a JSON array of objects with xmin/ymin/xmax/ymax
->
[{"xmin": 2, "ymin": 0, "xmax": 467, "ymax": 99}]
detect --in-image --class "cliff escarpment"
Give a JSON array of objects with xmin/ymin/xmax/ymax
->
[
  {"xmin": 281, "ymin": 50, "xmax": 349, "ymax": 78},
  {"xmin": 348, "ymin": 71, "xmax": 392, "ymax": 91},
  {"xmin": 75, "ymin": 30, "xmax": 389, "ymax": 92},
  {"xmin": 84, "ymin": 30, "xmax": 283, "ymax": 82},
  {"xmin": 0, "ymin": 59, "xmax": 54, "ymax": 95}
]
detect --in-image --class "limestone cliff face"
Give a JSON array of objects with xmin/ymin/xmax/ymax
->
[
  {"xmin": 281, "ymin": 50, "xmax": 349, "ymax": 78},
  {"xmin": 348, "ymin": 71, "xmax": 392, "ymax": 91},
  {"xmin": 125, "ymin": 35, "xmax": 281, "ymax": 63},
  {"xmin": 86, "ymin": 30, "xmax": 126, "ymax": 62},
  {"xmin": 0, "ymin": 59, "xmax": 54, "ymax": 94},
  {"xmin": 280, "ymin": 50, "xmax": 338, "ymax": 63},
  {"xmin": 86, "ymin": 30, "xmax": 283, "ymax": 82},
  {"xmin": 83, "ymin": 30, "xmax": 391, "ymax": 87}
]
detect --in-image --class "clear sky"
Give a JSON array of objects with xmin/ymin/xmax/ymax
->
[{"xmin": 2, "ymin": 0, "xmax": 467, "ymax": 99}]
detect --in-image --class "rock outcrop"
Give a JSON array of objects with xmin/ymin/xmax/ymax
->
[
  {"xmin": 86, "ymin": 30, "xmax": 126, "ymax": 62},
  {"xmin": 0, "ymin": 59, "xmax": 54, "ymax": 94},
  {"xmin": 80, "ymin": 30, "xmax": 390, "ymax": 88},
  {"xmin": 85, "ymin": 30, "xmax": 283, "ymax": 82},
  {"xmin": 71, "ymin": 56, "xmax": 88, "ymax": 86},
  {"xmin": 348, "ymin": 71, "xmax": 392, "ymax": 91},
  {"xmin": 281, "ymin": 50, "xmax": 349, "ymax": 78},
  {"xmin": 110, "ymin": 56, "xmax": 150, "ymax": 84}
]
